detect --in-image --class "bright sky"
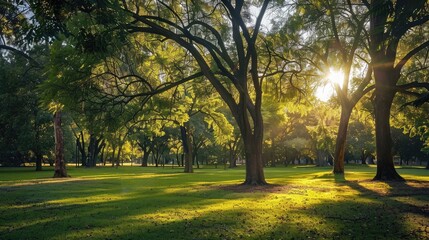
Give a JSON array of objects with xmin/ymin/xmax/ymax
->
[{"xmin": 316, "ymin": 68, "xmax": 344, "ymax": 102}]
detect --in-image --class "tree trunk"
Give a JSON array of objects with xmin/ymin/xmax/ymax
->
[
  {"xmin": 116, "ymin": 146, "xmax": 122, "ymax": 167},
  {"xmin": 78, "ymin": 132, "xmax": 87, "ymax": 167},
  {"xmin": 229, "ymin": 147, "xmax": 237, "ymax": 168},
  {"xmin": 360, "ymin": 149, "xmax": 366, "ymax": 164},
  {"xmin": 373, "ymin": 73, "xmax": 404, "ymax": 181},
  {"xmin": 181, "ymin": 124, "xmax": 193, "ymax": 173},
  {"xmin": 35, "ymin": 153, "xmax": 43, "ymax": 171},
  {"xmin": 53, "ymin": 111, "xmax": 68, "ymax": 178},
  {"xmin": 242, "ymin": 130, "xmax": 266, "ymax": 185},
  {"xmin": 195, "ymin": 152, "xmax": 199, "ymax": 169},
  {"xmin": 111, "ymin": 147, "xmax": 116, "ymax": 167},
  {"xmin": 333, "ymin": 105, "xmax": 352, "ymax": 174},
  {"xmin": 100, "ymin": 145, "xmax": 105, "ymax": 166},
  {"xmin": 141, "ymin": 149, "xmax": 149, "ymax": 167}
]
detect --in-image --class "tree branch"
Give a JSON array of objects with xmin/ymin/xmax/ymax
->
[
  {"xmin": 395, "ymin": 39, "xmax": 429, "ymax": 73},
  {"xmin": 0, "ymin": 44, "xmax": 41, "ymax": 67}
]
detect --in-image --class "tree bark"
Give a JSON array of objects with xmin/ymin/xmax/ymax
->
[
  {"xmin": 333, "ymin": 106, "xmax": 353, "ymax": 174},
  {"xmin": 53, "ymin": 111, "xmax": 68, "ymax": 178},
  {"xmin": 76, "ymin": 132, "xmax": 86, "ymax": 167},
  {"xmin": 229, "ymin": 147, "xmax": 237, "ymax": 168},
  {"xmin": 111, "ymin": 147, "xmax": 116, "ymax": 167},
  {"xmin": 373, "ymin": 70, "xmax": 404, "ymax": 181},
  {"xmin": 360, "ymin": 149, "xmax": 367, "ymax": 164},
  {"xmin": 141, "ymin": 150, "xmax": 149, "ymax": 167},
  {"xmin": 116, "ymin": 146, "xmax": 122, "ymax": 167},
  {"xmin": 181, "ymin": 124, "xmax": 193, "ymax": 173},
  {"xmin": 242, "ymin": 123, "xmax": 266, "ymax": 185},
  {"xmin": 35, "ymin": 154, "xmax": 43, "ymax": 171}
]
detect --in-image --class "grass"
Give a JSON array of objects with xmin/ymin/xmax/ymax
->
[{"xmin": 0, "ymin": 165, "xmax": 428, "ymax": 240}]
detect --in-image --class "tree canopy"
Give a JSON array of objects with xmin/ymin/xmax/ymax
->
[{"xmin": 1, "ymin": 0, "xmax": 429, "ymax": 180}]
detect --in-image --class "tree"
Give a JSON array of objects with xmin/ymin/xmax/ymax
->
[
  {"xmin": 34, "ymin": 0, "xmax": 303, "ymax": 185},
  {"xmin": 0, "ymin": 46, "xmax": 53, "ymax": 170},
  {"xmin": 366, "ymin": 0, "xmax": 429, "ymax": 180},
  {"xmin": 1, "ymin": 1, "xmax": 74, "ymax": 177},
  {"xmin": 280, "ymin": 0, "xmax": 374, "ymax": 174}
]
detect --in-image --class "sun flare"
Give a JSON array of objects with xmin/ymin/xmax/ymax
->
[
  {"xmin": 315, "ymin": 68, "xmax": 344, "ymax": 102},
  {"xmin": 328, "ymin": 68, "xmax": 344, "ymax": 86}
]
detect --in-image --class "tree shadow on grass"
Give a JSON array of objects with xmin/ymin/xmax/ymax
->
[{"xmin": 2, "ymin": 168, "xmax": 428, "ymax": 240}]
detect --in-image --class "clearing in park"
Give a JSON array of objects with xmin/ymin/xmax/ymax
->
[{"xmin": 0, "ymin": 165, "xmax": 428, "ymax": 239}]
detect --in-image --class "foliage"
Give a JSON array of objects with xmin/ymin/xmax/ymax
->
[{"xmin": 0, "ymin": 47, "xmax": 53, "ymax": 167}]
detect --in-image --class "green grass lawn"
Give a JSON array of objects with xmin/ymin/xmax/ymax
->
[{"xmin": 0, "ymin": 165, "xmax": 428, "ymax": 239}]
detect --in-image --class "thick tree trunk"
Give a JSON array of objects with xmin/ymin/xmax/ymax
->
[
  {"xmin": 243, "ymin": 144, "xmax": 265, "ymax": 185},
  {"xmin": 53, "ymin": 111, "xmax": 68, "ymax": 178},
  {"xmin": 35, "ymin": 153, "xmax": 43, "ymax": 171},
  {"xmin": 242, "ymin": 131, "xmax": 266, "ymax": 185},
  {"xmin": 373, "ymin": 73, "xmax": 404, "ymax": 181},
  {"xmin": 229, "ymin": 147, "xmax": 237, "ymax": 168},
  {"xmin": 141, "ymin": 150, "xmax": 149, "ymax": 167},
  {"xmin": 333, "ymin": 106, "xmax": 353, "ymax": 174}
]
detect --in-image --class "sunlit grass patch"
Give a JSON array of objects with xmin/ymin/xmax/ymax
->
[{"xmin": 0, "ymin": 165, "xmax": 428, "ymax": 239}]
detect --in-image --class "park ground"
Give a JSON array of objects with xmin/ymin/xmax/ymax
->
[{"xmin": 0, "ymin": 165, "xmax": 428, "ymax": 239}]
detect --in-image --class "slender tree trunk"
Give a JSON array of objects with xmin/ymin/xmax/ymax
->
[
  {"xmin": 361, "ymin": 149, "xmax": 366, "ymax": 164},
  {"xmin": 333, "ymin": 105, "xmax": 353, "ymax": 174},
  {"xmin": 373, "ymin": 73, "xmax": 404, "ymax": 181},
  {"xmin": 154, "ymin": 151, "xmax": 159, "ymax": 167},
  {"xmin": 100, "ymin": 145, "xmax": 105, "ymax": 166},
  {"xmin": 111, "ymin": 147, "xmax": 116, "ymax": 167},
  {"xmin": 78, "ymin": 132, "xmax": 86, "ymax": 167},
  {"xmin": 116, "ymin": 146, "xmax": 122, "ymax": 167},
  {"xmin": 195, "ymin": 152, "xmax": 199, "ymax": 169},
  {"xmin": 53, "ymin": 111, "xmax": 68, "ymax": 178},
  {"xmin": 176, "ymin": 153, "xmax": 180, "ymax": 167}
]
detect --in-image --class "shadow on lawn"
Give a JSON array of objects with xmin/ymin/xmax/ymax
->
[{"xmin": 2, "ymin": 170, "xmax": 428, "ymax": 240}]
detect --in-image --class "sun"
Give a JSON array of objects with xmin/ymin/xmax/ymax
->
[
  {"xmin": 315, "ymin": 68, "xmax": 344, "ymax": 102},
  {"xmin": 328, "ymin": 68, "xmax": 344, "ymax": 87}
]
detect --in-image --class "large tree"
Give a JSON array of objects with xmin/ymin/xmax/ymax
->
[
  {"xmin": 280, "ymin": 0, "xmax": 374, "ymax": 174},
  {"xmin": 35, "ymin": 0, "xmax": 300, "ymax": 185},
  {"xmin": 366, "ymin": 0, "xmax": 429, "ymax": 180}
]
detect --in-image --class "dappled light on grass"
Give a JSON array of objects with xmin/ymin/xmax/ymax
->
[{"xmin": 0, "ymin": 166, "xmax": 428, "ymax": 239}]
